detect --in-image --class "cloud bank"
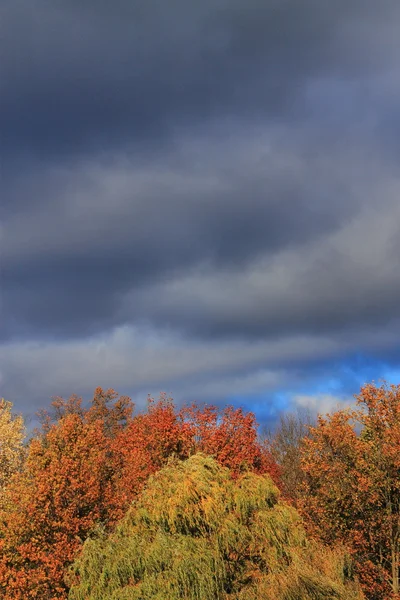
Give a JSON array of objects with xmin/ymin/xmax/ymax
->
[{"xmin": 2, "ymin": 0, "xmax": 400, "ymax": 424}]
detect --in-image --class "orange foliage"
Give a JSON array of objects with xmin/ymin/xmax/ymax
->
[
  {"xmin": 181, "ymin": 403, "xmax": 279, "ymax": 479},
  {"xmin": 300, "ymin": 382, "xmax": 400, "ymax": 600},
  {"xmin": 116, "ymin": 395, "xmax": 279, "ymax": 504},
  {"xmin": 0, "ymin": 388, "xmax": 132, "ymax": 599},
  {"xmin": 0, "ymin": 389, "xmax": 277, "ymax": 599}
]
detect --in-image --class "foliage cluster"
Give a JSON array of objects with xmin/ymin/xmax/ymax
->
[
  {"xmin": 0, "ymin": 389, "xmax": 276, "ymax": 599},
  {"xmin": 300, "ymin": 382, "xmax": 400, "ymax": 599},
  {"xmin": 0, "ymin": 382, "xmax": 399, "ymax": 599},
  {"xmin": 67, "ymin": 454, "xmax": 363, "ymax": 600}
]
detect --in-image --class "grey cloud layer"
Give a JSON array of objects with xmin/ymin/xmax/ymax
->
[
  {"xmin": 2, "ymin": 0, "xmax": 400, "ymax": 414},
  {"xmin": 3, "ymin": 126, "xmax": 399, "ymax": 341},
  {"xmin": 2, "ymin": 318, "xmax": 399, "ymax": 421},
  {"xmin": 2, "ymin": 0, "xmax": 400, "ymax": 161}
]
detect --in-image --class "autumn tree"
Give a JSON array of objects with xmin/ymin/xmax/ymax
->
[
  {"xmin": 0, "ymin": 388, "xmax": 133, "ymax": 600},
  {"xmin": 68, "ymin": 454, "xmax": 363, "ymax": 600},
  {"xmin": 182, "ymin": 403, "xmax": 280, "ymax": 480},
  {"xmin": 300, "ymin": 382, "xmax": 400, "ymax": 599},
  {"xmin": 114, "ymin": 394, "xmax": 194, "ymax": 504},
  {"xmin": 0, "ymin": 399, "xmax": 25, "ymax": 499}
]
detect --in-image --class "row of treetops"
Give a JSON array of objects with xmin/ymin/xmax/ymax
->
[{"xmin": 0, "ymin": 381, "xmax": 399, "ymax": 598}]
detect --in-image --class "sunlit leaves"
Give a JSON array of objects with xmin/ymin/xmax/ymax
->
[
  {"xmin": 300, "ymin": 382, "xmax": 400, "ymax": 599},
  {"xmin": 0, "ymin": 389, "xmax": 278, "ymax": 599},
  {"xmin": 68, "ymin": 455, "xmax": 363, "ymax": 600},
  {"xmin": 0, "ymin": 389, "xmax": 131, "ymax": 599},
  {"xmin": 0, "ymin": 399, "xmax": 25, "ymax": 496}
]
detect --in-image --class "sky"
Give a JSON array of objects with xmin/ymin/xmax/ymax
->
[{"xmin": 2, "ymin": 0, "xmax": 400, "ymax": 427}]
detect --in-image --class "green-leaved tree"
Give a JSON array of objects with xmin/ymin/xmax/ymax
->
[{"xmin": 68, "ymin": 454, "xmax": 363, "ymax": 600}]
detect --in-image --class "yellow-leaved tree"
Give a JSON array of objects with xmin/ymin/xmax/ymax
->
[
  {"xmin": 68, "ymin": 454, "xmax": 364, "ymax": 600},
  {"xmin": 0, "ymin": 399, "xmax": 25, "ymax": 497}
]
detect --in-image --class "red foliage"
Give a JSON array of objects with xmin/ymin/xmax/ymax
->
[
  {"xmin": 181, "ymin": 403, "xmax": 280, "ymax": 481},
  {"xmin": 0, "ymin": 389, "xmax": 279, "ymax": 599},
  {"xmin": 117, "ymin": 396, "xmax": 279, "ymax": 502},
  {"xmin": 114, "ymin": 395, "xmax": 194, "ymax": 503}
]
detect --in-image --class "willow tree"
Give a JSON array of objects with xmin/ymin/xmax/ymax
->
[{"xmin": 68, "ymin": 454, "xmax": 363, "ymax": 600}]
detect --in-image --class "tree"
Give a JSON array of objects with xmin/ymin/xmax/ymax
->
[
  {"xmin": 0, "ymin": 399, "xmax": 25, "ymax": 500},
  {"xmin": 267, "ymin": 408, "xmax": 314, "ymax": 502},
  {"xmin": 68, "ymin": 454, "xmax": 363, "ymax": 600},
  {"xmin": 114, "ymin": 395, "xmax": 194, "ymax": 504},
  {"xmin": 0, "ymin": 389, "xmax": 133, "ymax": 600},
  {"xmin": 300, "ymin": 382, "xmax": 400, "ymax": 599},
  {"xmin": 182, "ymin": 403, "xmax": 280, "ymax": 481}
]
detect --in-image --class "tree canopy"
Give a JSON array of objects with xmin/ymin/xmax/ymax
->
[
  {"xmin": 0, "ymin": 390, "xmax": 277, "ymax": 599},
  {"xmin": 0, "ymin": 399, "xmax": 25, "ymax": 506},
  {"xmin": 301, "ymin": 382, "xmax": 400, "ymax": 599},
  {"xmin": 68, "ymin": 454, "xmax": 363, "ymax": 600}
]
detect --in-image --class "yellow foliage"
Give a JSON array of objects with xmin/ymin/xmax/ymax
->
[
  {"xmin": 0, "ymin": 399, "xmax": 25, "ymax": 497},
  {"xmin": 68, "ymin": 454, "xmax": 364, "ymax": 600}
]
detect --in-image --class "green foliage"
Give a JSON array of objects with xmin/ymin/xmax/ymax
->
[{"xmin": 68, "ymin": 454, "xmax": 363, "ymax": 600}]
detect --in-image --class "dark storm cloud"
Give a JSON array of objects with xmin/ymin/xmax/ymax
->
[
  {"xmin": 117, "ymin": 196, "xmax": 400, "ymax": 340},
  {"xmin": 2, "ymin": 128, "xmax": 373, "ymax": 340},
  {"xmin": 2, "ymin": 0, "xmax": 400, "ymax": 416},
  {"xmin": 2, "ymin": 0, "xmax": 399, "ymax": 162}
]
